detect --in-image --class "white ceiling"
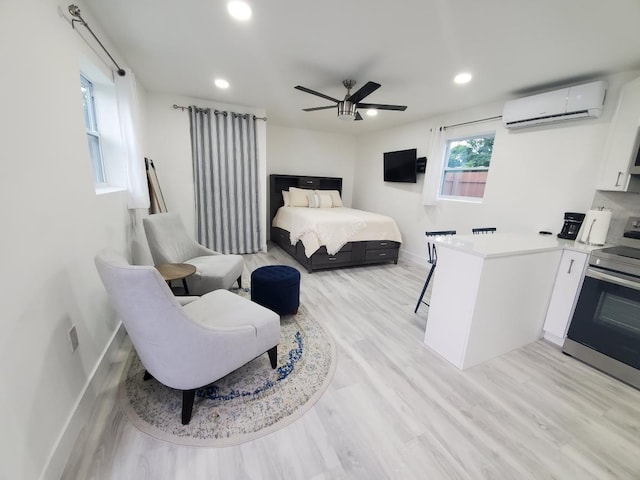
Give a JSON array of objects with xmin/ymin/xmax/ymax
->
[{"xmin": 84, "ymin": 0, "xmax": 640, "ymax": 135}]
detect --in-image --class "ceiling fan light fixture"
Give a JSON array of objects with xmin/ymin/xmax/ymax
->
[
  {"xmin": 337, "ymin": 101, "xmax": 356, "ymax": 121},
  {"xmin": 366, "ymin": 109, "xmax": 378, "ymax": 117}
]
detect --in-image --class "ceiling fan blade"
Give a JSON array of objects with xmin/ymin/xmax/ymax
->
[
  {"xmin": 295, "ymin": 85, "xmax": 339, "ymax": 103},
  {"xmin": 347, "ymin": 81, "xmax": 381, "ymax": 104},
  {"xmin": 354, "ymin": 111, "xmax": 363, "ymax": 121},
  {"xmin": 356, "ymin": 102, "xmax": 407, "ymax": 111},
  {"xmin": 302, "ymin": 105, "xmax": 336, "ymax": 112}
]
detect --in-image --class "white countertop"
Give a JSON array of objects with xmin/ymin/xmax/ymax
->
[{"xmin": 434, "ymin": 233, "xmax": 605, "ymax": 258}]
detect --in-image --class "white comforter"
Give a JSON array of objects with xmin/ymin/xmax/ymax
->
[{"xmin": 272, "ymin": 207, "xmax": 402, "ymax": 257}]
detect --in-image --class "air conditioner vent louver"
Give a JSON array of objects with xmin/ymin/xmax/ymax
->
[{"xmin": 503, "ymin": 81, "xmax": 606, "ymax": 129}]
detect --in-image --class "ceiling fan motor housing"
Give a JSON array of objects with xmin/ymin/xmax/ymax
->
[{"xmin": 337, "ymin": 100, "xmax": 357, "ymax": 121}]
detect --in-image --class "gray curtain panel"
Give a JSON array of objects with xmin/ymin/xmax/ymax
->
[{"xmin": 189, "ymin": 107, "xmax": 262, "ymax": 254}]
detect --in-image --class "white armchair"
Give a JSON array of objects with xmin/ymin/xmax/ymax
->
[
  {"xmin": 95, "ymin": 251, "xmax": 280, "ymax": 424},
  {"xmin": 143, "ymin": 212, "xmax": 244, "ymax": 295}
]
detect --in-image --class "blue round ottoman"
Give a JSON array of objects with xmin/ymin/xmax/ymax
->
[{"xmin": 251, "ymin": 265, "xmax": 300, "ymax": 316}]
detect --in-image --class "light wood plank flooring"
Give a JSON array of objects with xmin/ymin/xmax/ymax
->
[{"xmin": 62, "ymin": 244, "xmax": 640, "ymax": 479}]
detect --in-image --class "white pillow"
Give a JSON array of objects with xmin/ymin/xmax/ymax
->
[
  {"xmin": 289, "ymin": 187, "xmax": 310, "ymax": 207},
  {"xmin": 317, "ymin": 191, "xmax": 333, "ymax": 208},
  {"xmin": 324, "ymin": 190, "xmax": 343, "ymax": 207},
  {"xmin": 307, "ymin": 191, "xmax": 320, "ymax": 208},
  {"xmin": 306, "ymin": 191, "xmax": 332, "ymax": 208},
  {"xmin": 282, "ymin": 190, "xmax": 290, "ymax": 207}
]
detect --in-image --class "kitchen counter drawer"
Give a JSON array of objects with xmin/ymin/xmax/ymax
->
[{"xmin": 543, "ymin": 250, "xmax": 589, "ymax": 346}]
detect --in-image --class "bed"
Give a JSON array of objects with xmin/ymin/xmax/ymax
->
[{"xmin": 269, "ymin": 174, "xmax": 402, "ymax": 272}]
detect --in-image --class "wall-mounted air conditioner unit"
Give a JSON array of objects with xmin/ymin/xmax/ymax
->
[{"xmin": 502, "ymin": 81, "xmax": 607, "ymax": 129}]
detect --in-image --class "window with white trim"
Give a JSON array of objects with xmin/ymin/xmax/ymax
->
[
  {"xmin": 80, "ymin": 74, "xmax": 106, "ymax": 185},
  {"xmin": 440, "ymin": 133, "xmax": 495, "ymax": 200}
]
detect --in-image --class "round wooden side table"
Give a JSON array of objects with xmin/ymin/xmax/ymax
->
[{"xmin": 156, "ymin": 263, "xmax": 197, "ymax": 295}]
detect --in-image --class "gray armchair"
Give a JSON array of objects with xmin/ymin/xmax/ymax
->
[
  {"xmin": 143, "ymin": 212, "xmax": 244, "ymax": 295},
  {"xmin": 95, "ymin": 251, "xmax": 280, "ymax": 424}
]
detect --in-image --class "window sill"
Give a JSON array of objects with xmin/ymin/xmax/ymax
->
[
  {"xmin": 95, "ymin": 185, "xmax": 126, "ymax": 195},
  {"xmin": 438, "ymin": 195, "xmax": 483, "ymax": 204}
]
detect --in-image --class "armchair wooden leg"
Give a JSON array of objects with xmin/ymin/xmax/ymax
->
[
  {"xmin": 267, "ymin": 346, "xmax": 277, "ymax": 369},
  {"xmin": 182, "ymin": 389, "xmax": 197, "ymax": 425},
  {"xmin": 237, "ymin": 275, "xmax": 242, "ymax": 289}
]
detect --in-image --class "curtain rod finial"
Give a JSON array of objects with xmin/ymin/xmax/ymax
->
[
  {"xmin": 117, "ymin": 69, "xmax": 126, "ymax": 77},
  {"xmin": 68, "ymin": 4, "xmax": 81, "ymax": 17}
]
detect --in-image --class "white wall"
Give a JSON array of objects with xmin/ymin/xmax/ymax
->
[
  {"xmin": 143, "ymin": 92, "xmax": 268, "ymax": 253},
  {"xmin": 266, "ymin": 124, "xmax": 357, "ymax": 207},
  {"xmin": 354, "ymin": 72, "xmax": 640, "ymax": 264},
  {"xmin": 0, "ymin": 1, "xmax": 142, "ymax": 479}
]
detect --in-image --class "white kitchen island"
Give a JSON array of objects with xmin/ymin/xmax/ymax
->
[{"xmin": 424, "ymin": 233, "xmax": 566, "ymax": 370}]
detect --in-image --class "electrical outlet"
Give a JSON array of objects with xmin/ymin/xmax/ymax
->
[{"xmin": 68, "ymin": 325, "xmax": 79, "ymax": 352}]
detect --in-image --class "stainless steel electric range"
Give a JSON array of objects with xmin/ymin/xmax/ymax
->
[{"xmin": 563, "ymin": 216, "xmax": 640, "ymax": 389}]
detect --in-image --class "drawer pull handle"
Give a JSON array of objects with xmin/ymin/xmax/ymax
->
[
  {"xmin": 380, "ymin": 242, "xmax": 387, "ymax": 246},
  {"xmin": 379, "ymin": 253, "xmax": 387, "ymax": 256},
  {"xmin": 328, "ymin": 257, "xmax": 337, "ymax": 261},
  {"xmin": 567, "ymin": 259, "xmax": 574, "ymax": 274},
  {"xmin": 306, "ymin": 181, "xmax": 313, "ymax": 184},
  {"xmin": 615, "ymin": 171, "xmax": 623, "ymax": 187}
]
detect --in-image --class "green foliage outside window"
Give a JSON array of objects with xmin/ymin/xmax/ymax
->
[
  {"xmin": 440, "ymin": 133, "xmax": 495, "ymax": 200},
  {"xmin": 446, "ymin": 136, "xmax": 494, "ymax": 169}
]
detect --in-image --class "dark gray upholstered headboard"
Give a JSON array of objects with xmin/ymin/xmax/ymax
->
[{"xmin": 269, "ymin": 174, "xmax": 343, "ymax": 222}]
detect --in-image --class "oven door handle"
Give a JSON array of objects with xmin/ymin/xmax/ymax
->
[{"xmin": 587, "ymin": 267, "xmax": 640, "ymax": 291}]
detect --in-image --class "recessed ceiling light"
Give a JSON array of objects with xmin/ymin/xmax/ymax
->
[
  {"xmin": 214, "ymin": 78, "xmax": 230, "ymax": 89},
  {"xmin": 454, "ymin": 72, "xmax": 472, "ymax": 85},
  {"xmin": 227, "ymin": 1, "xmax": 252, "ymax": 21},
  {"xmin": 366, "ymin": 109, "xmax": 378, "ymax": 117}
]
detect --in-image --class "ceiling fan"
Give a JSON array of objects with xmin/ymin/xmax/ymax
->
[{"xmin": 295, "ymin": 80, "xmax": 407, "ymax": 121}]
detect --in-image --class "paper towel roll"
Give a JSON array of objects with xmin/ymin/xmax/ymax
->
[{"xmin": 579, "ymin": 208, "xmax": 612, "ymax": 246}]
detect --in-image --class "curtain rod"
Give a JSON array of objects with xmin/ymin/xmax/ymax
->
[
  {"xmin": 441, "ymin": 115, "xmax": 502, "ymax": 131},
  {"xmin": 67, "ymin": 5, "xmax": 125, "ymax": 77},
  {"xmin": 173, "ymin": 104, "xmax": 267, "ymax": 121}
]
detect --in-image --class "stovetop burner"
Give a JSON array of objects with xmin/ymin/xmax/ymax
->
[
  {"xmin": 587, "ymin": 216, "xmax": 640, "ymax": 278},
  {"xmin": 598, "ymin": 245, "xmax": 640, "ymax": 261},
  {"xmin": 588, "ymin": 217, "xmax": 640, "ymax": 277}
]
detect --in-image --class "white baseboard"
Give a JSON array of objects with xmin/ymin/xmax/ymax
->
[
  {"xmin": 399, "ymin": 248, "xmax": 427, "ymax": 266},
  {"xmin": 543, "ymin": 331, "xmax": 565, "ymax": 347},
  {"xmin": 39, "ymin": 323, "xmax": 127, "ymax": 480}
]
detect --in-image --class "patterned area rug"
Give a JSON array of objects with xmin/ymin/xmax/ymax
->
[{"xmin": 118, "ymin": 299, "xmax": 336, "ymax": 447}]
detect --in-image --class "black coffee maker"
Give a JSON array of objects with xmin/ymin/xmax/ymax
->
[{"xmin": 558, "ymin": 212, "xmax": 586, "ymax": 240}]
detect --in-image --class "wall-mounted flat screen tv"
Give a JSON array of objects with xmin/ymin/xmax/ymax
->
[{"xmin": 384, "ymin": 148, "xmax": 417, "ymax": 183}]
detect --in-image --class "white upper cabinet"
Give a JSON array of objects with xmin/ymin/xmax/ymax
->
[{"xmin": 597, "ymin": 76, "xmax": 640, "ymax": 192}]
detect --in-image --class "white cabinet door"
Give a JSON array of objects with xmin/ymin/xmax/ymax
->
[
  {"xmin": 543, "ymin": 250, "xmax": 588, "ymax": 346},
  {"xmin": 597, "ymin": 76, "xmax": 640, "ymax": 192}
]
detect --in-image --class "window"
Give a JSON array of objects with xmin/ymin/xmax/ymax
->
[
  {"xmin": 80, "ymin": 74, "xmax": 106, "ymax": 184},
  {"xmin": 440, "ymin": 133, "xmax": 495, "ymax": 200}
]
